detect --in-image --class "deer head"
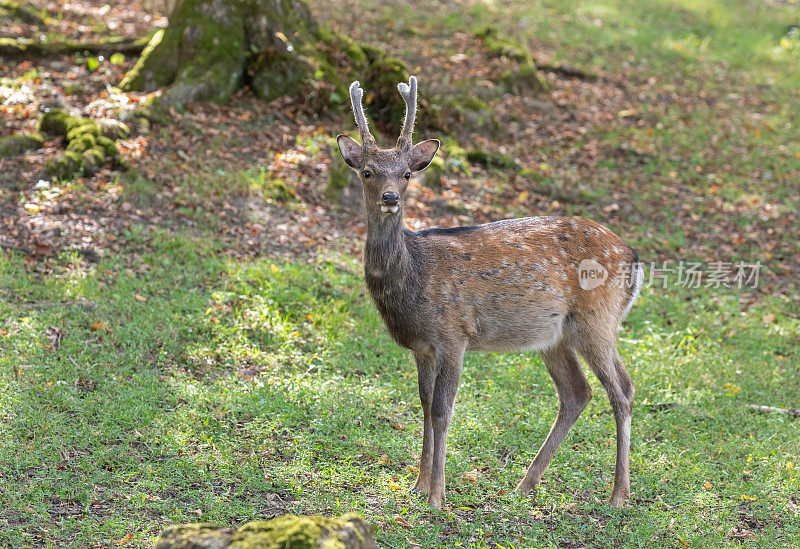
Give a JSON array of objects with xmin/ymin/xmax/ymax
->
[{"xmin": 337, "ymin": 77, "xmax": 440, "ymax": 215}]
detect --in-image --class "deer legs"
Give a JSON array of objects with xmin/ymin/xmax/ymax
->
[
  {"xmin": 413, "ymin": 339, "xmax": 632, "ymax": 509},
  {"xmin": 579, "ymin": 344, "xmax": 634, "ymax": 507},
  {"xmin": 515, "ymin": 339, "xmax": 633, "ymax": 507},
  {"xmin": 515, "ymin": 343, "xmax": 592, "ymax": 495},
  {"xmin": 412, "ymin": 345, "xmax": 464, "ymax": 509}
]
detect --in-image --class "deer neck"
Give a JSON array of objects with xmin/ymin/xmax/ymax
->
[{"xmin": 363, "ymin": 208, "xmax": 410, "ymax": 281}]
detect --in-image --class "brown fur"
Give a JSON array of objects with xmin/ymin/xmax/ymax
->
[{"xmin": 338, "ymin": 78, "xmax": 642, "ymax": 509}]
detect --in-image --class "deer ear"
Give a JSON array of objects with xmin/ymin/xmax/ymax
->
[
  {"xmin": 337, "ymin": 134, "xmax": 362, "ymax": 169},
  {"xmin": 409, "ymin": 139, "xmax": 440, "ymax": 172}
]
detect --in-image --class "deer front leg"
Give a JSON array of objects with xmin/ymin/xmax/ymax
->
[
  {"xmin": 427, "ymin": 344, "xmax": 465, "ymax": 509},
  {"xmin": 411, "ymin": 351, "xmax": 436, "ymax": 495}
]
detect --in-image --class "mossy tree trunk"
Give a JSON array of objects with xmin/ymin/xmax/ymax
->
[{"xmin": 120, "ymin": 0, "xmax": 411, "ymax": 127}]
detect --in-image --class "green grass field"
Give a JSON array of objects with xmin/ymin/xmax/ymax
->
[
  {"xmin": 2, "ymin": 0, "xmax": 800, "ymax": 546},
  {"xmin": 1, "ymin": 230, "xmax": 798, "ymax": 547}
]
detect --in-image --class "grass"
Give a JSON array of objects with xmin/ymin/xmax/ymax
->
[{"xmin": 1, "ymin": 228, "xmax": 798, "ymax": 547}]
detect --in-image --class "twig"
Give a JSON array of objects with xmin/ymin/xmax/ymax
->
[{"xmin": 747, "ymin": 404, "xmax": 800, "ymax": 419}]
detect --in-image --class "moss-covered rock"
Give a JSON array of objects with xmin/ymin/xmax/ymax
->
[
  {"xmin": 0, "ymin": 132, "xmax": 44, "ymax": 157},
  {"xmin": 466, "ymin": 149, "xmax": 520, "ymax": 172},
  {"xmin": 154, "ymin": 514, "xmax": 376, "ymax": 549},
  {"xmin": 422, "ymin": 137, "xmax": 474, "ymax": 189},
  {"xmin": 39, "ymin": 109, "xmax": 125, "ymax": 178},
  {"xmin": 476, "ymin": 27, "xmax": 549, "ymax": 94}
]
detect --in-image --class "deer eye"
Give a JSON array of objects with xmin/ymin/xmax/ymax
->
[
  {"xmin": 404, "ymin": 172, "xmax": 411, "ymax": 180},
  {"xmin": 363, "ymin": 170, "xmax": 372, "ymax": 178}
]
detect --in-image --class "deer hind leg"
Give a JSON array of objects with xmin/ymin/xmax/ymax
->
[
  {"xmin": 411, "ymin": 351, "xmax": 436, "ymax": 496},
  {"xmin": 576, "ymin": 336, "xmax": 634, "ymax": 507},
  {"xmin": 515, "ymin": 342, "xmax": 592, "ymax": 495}
]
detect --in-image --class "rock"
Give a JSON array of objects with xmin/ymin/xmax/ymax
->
[
  {"xmin": 154, "ymin": 514, "xmax": 377, "ymax": 549},
  {"xmin": 0, "ymin": 132, "xmax": 44, "ymax": 157}
]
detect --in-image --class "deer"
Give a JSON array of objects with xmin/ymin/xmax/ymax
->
[{"xmin": 336, "ymin": 76, "xmax": 644, "ymax": 509}]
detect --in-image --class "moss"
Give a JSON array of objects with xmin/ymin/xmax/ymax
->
[
  {"xmin": 466, "ymin": 149, "xmax": 520, "ymax": 172},
  {"xmin": 265, "ymin": 178, "xmax": 296, "ymax": 203},
  {"xmin": 476, "ymin": 26, "xmax": 531, "ymax": 64},
  {"xmin": 441, "ymin": 138, "xmax": 472, "ymax": 176},
  {"xmin": 39, "ymin": 109, "xmax": 123, "ymax": 178},
  {"xmin": 0, "ymin": 0, "xmax": 46, "ymax": 26},
  {"xmin": 98, "ymin": 118, "xmax": 130, "ymax": 140},
  {"xmin": 499, "ymin": 63, "xmax": 550, "ymax": 94},
  {"xmin": 476, "ymin": 26, "xmax": 549, "ymax": 94},
  {"xmin": 154, "ymin": 514, "xmax": 375, "ymax": 549},
  {"xmin": 44, "ymin": 150, "xmax": 83, "ymax": 179},
  {"xmin": 83, "ymin": 147, "xmax": 106, "ymax": 168},
  {"xmin": 420, "ymin": 138, "xmax": 476, "ymax": 188},
  {"xmin": 40, "ymin": 109, "xmax": 79, "ymax": 135},
  {"xmin": 0, "ymin": 132, "xmax": 44, "ymax": 157},
  {"xmin": 119, "ymin": 29, "xmax": 166, "ymax": 92},
  {"xmin": 154, "ymin": 523, "xmax": 233, "ymax": 549},
  {"xmin": 424, "ymin": 155, "xmax": 445, "ymax": 189},
  {"xmin": 229, "ymin": 514, "xmax": 373, "ymax": 549},
  {"xmin": 62, "ymin": 83, "xmax": 83, "ymax": 95}
]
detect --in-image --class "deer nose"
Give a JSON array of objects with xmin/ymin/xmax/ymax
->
[{"xmin": 381, "ymin": 191, "xmax": 399, "ymax": 206}]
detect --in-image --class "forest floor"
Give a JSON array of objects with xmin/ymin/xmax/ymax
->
[{"xmin": 1, "ymin": 0, "xmax": 799, "ymax": 547}]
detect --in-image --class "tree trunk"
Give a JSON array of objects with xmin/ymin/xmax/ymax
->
[{"xmin": 120, "ymin": 0, "xmax": 411, "ymax": 128}]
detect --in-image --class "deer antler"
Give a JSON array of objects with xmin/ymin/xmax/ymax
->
[
  {"xmin": 396, "ymin": 76, "xmax": 417, "ymax": 152},
  {"xmin": 349, "ymin": 81, "xmax": 376, "ymax": 153}
]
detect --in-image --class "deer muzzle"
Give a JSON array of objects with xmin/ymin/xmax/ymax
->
[{"xmin": 381, "ymin": 191, "xmax": 400, "ymax": 213}]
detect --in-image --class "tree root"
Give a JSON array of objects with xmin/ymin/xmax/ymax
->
[
  {"xmin": 0, "ymin": 36, "xmax": 150, "ymax": 60},
  {"xmin": 0, "ymin": 132, "xmax": 44, "ymax": 157},
  {"xmin": 537, "ymin": 62, "xmax": 599, "ymax": 82}
]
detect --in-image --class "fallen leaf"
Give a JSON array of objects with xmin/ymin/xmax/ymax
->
[
  {"xmin": 463, "ymin": 469, "xmax": 480, "ymax": 482},
  {"xmin": 134, "ymin": 293, "xmax": 147, "ymax": 302},
  {"xmin": 90, "ymin": 320, "xmax": 108, "ymax": 332},
  {"xmin": 394, "ymin": 516, "xmax": 412, "ymax": 529},
  {"xmin": 115, "ymin": 533, "xmax": 134, "ymax": 545}
]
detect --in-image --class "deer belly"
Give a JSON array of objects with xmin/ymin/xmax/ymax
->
[{"xmin": 466, "ymin": 309, "xmax": 566, "ymax": 352}]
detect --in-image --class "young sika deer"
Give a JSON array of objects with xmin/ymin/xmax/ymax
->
[{"xmin": 337, "ymin": 77, "xmax": 643, "ymax": 509}]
